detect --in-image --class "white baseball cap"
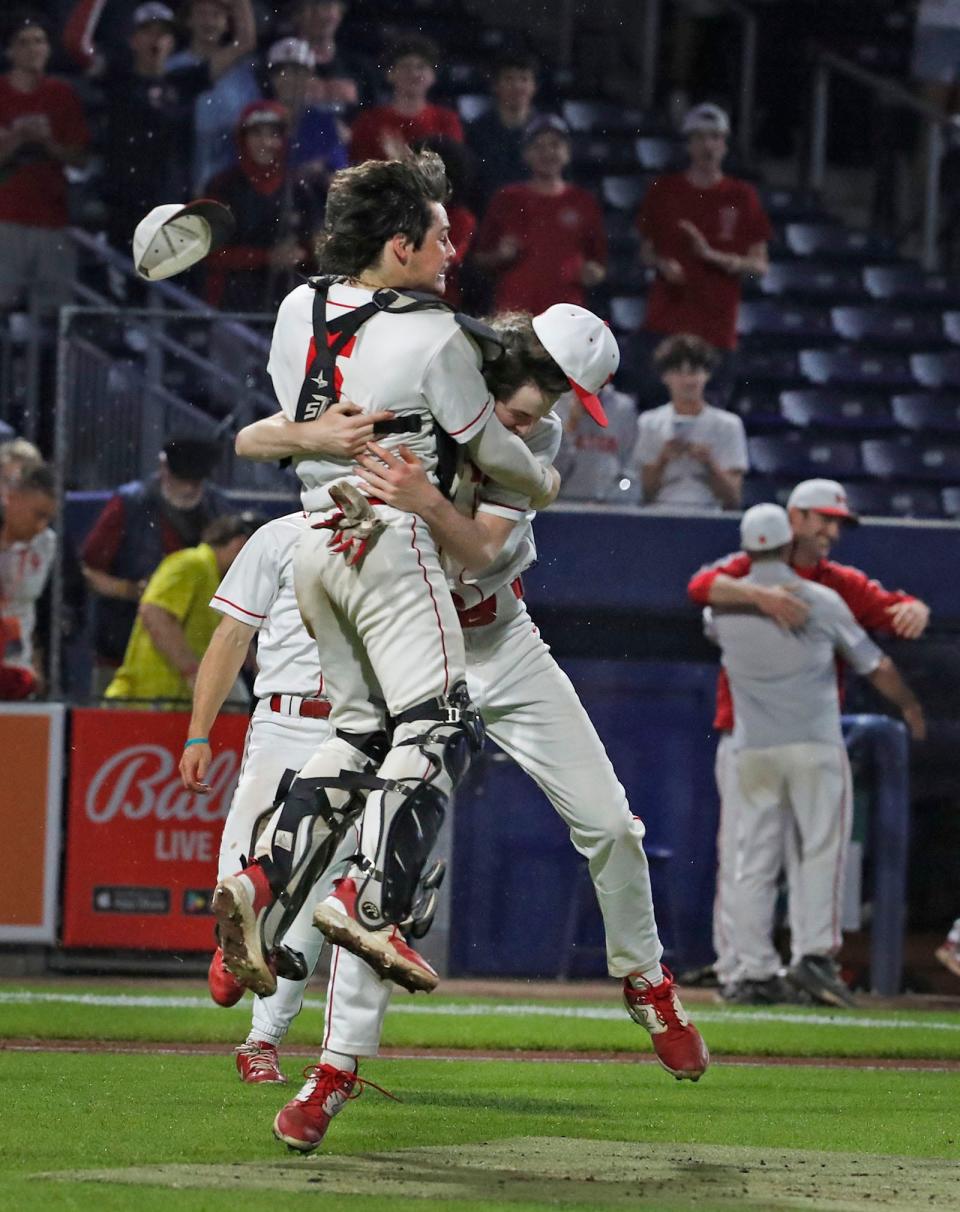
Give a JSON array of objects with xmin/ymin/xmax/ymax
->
[
  {"xmin": 740, "ymin": 503, "xmax": 792, "ymax": 553},
  {"xmin": 532, "ymin": 304, "xmax": 620, "ymax": 427},
  {"xmin": 133, "ymin": 2, "xmax": 175, "ymax": 28},
  {"xmin": 267, "ymin": 37, "xmax": 317, "ymax": 70},
  {"xmin": 682, "ymin": 103, "xmax": 730, "ymax": 136},
  {"xmin": 787, "ymin": 478, "xmax": 859, "ymax": 523},
  {"xmin": 132, "ymin": 199, "xmax": 235, "ymax": 280}
]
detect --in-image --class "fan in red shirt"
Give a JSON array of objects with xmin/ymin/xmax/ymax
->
[
  {"xmin": 474, "ymin": 114, "xmax": 606, "ymax": 316},
  {"xmin": 0, "ymin": 14, "xmax": 89, "ymax": 313},
  {"xmin": 349, "ymin": 35, "xmax": 462, "ymax": 164},
  {"xmin": 636, "ymin": 103, "xmax": 770, "ymax": 353},
  {"xmin": 686, "ymin": 477, "xmax": 931, "ymax": 995}
]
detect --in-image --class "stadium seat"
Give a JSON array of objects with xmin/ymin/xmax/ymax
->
[
  {"xmin": 609, "ymin": 295, "xmax": 646, "ymax": 333},
  {"xmin": 738, "ymin": 301, "xmax": 833, "ymax": 343},
  {"xmin": 730, "ymin": 390, "xmax": 791, "ymax": 432},
  {"xmin": 601, "ymin": 174, "xmax": 651, "ymax": 211},
  {"xmin": 779, "ymin": 388, "xmax": 894, "ymax": 432},
  {"xmin": 942, "ymin": 486, "xmax": 960, "ymax": 517},
  {"xmin": 863, "ymin": 265, "xmax": 960, "ymax": 306},
  {"xmin": 456, "ymin": 94, "xmax": 490, "ymax": 122},
  {"xmin": 799, "ymin": 349, "xmax": 914, "ymax": 389},
  {"xmin": 844, "ymin": 481, "xmax": 944, "ymax": 519},
  {"xmin": 940, "ymin": 311, "xmax": 960, "ymax": 345},
  {"xmin": 740, "ymin": 475, "xmax": 795, "ymax": 508},
  {"xmin": 760, "ymin": 263, "xmax": 865, "ymax": 301},
  {"xmin": 634, "ymin": 136, "xmax": 682, "ymax": 171},
  {"xmin": 891, "ymin": 393, "xmax": 960, "ymax": 434},
  {"xmin": 570, "ymin": 133, "xmax": 638, "ymax": 177},
  {"xmin": 734, "ymin": 347, "xmax": 799, "ymax": 383},
  {"xmin": 910, "ymin": 351, "xmax": 960, "ymax": 389},
  {"xmin": 785, "ymin": 224, "xmax": 897, "ymax": 262},
  {"xmin": 861, "ymin": 438, "xmax": 960, "ymax": 483},
  {"xmin": 562, "ymin": 100, "xmax": 646, "ymax": 134},
  {"xmin": 830, "ymin": 306, "xmax": 945, "ymax": 346},
  {"xmin": 748, "ymin": 434, "xmax": 862, "ymax": 479},
  {"xmin": 759, "ymin": 187, "xmax": 828, "ymax": 222}
]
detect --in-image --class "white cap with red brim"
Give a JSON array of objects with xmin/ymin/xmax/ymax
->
[
  {"xmin": 531, "ymin": 303, "xmax": 620, "ymax": 428},
  {"xmin": 740, "ymin": 503, "xmax": 792, "ymax": 553},
  {"xmin": 787, "ymin": 478, "xmax": 859, "ymax": 524},
  {"xmin": 132, "ymin": 199, "xmax": 236, "ymax": 281}
]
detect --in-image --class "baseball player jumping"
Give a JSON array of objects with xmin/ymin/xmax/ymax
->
[
  {"xmin": 232, "ymin": 305, "xmax": 709, "ymax": 1153},
  {"xmin": 704, "ymin": 504, "xmax": 925, "ymax": 1007},
  {"xmin": 688, "ymin": 478, "xmax": 930, "ymax": 1003},
  {"xmin": 211, "ymin": 150, "xmax": 562, "ymax": 1003}
]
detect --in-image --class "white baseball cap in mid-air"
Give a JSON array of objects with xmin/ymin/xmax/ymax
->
[
  {"xmin": 787, "ymin": 478, "xmax": 859, "ymax": 523},
  {"xmin": 532, "ymin": 304, "xmax": 620, "ymax": 427},
  {"xmin": 132, "ymin": 199, "xmax": 235, "ymax": 280},
  {"xmin": 681, "ymin": 103, "xmax": 730, "ymax": 136},
  {"xmin": 740, "ymin": 503, "xmax": 793, "ymax": 553},
  {"xmin": 267, "ymin": 37, "xmax": 317, "ymax": 70}
]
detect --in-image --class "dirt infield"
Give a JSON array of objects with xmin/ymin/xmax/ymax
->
[
  {"xmin": 5, "ymin": 1038, "xmax": 959, "ymax": 1072},
  {"xmin": 35, "ymin": 1136, "xmax": 960, "ymax": 1209}
]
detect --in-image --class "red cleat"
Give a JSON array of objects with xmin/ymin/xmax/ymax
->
[
  {"xmin": 211, "ymin": 862, "xmax": 277, "ymax": 998},
  {"xmin": 273, "ymin": 1064, "xmax": 397, "ymax": 1153},
  {"xmin": 312, "ymin": 878, "xmax": 439, "ymax": 994},
  {"xmin": 235, "ymin": 1040, "xmax": 287, "ymax": 1084},
  {"xmin": 623, "ymin": 966, "xmax": 710, "ymax": 1081},
  {"xmin": 208, "ymin": 946, "xmax": 245, "ymax": 1008}
]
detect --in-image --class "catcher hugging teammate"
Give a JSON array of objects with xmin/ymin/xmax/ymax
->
[{"xmin": 178, "ymin": 149, "xmax": 708, "ymax": 1152}]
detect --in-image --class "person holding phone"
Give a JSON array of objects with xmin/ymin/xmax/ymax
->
[{"xmin": 634, "ymin": 332, "xmax": 747, "ymax": 510}]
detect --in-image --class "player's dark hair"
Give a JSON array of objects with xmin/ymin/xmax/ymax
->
[
  {"xmin": 652, "ymin": 332, "xmax": 719, "ymax": 375},
  {"xmin": 482, "ymin": 312, "xmax": 570, "ymax": 402},
  {"xmin": 3, "ymin": 9, "xmax": 50, "ymax": 49},
  {"xmin": 385, "ymin": 34, "xmax": 439, "ymax": 71},
  {"xmin": 316, "ymin": 151, "xmax": 450, "ymax": 277},
  {"xmin": 203, "ymin": 512, "xmax": 265, "ymax": 546},
  {"xmin": 413, "ymin": 135, "xmax": 474, "ymax": 209},
  {"xmin": 14, "ymin": 461, "xmax": 56, "ymax": 497}
]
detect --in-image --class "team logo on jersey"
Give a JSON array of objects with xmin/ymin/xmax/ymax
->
[{"xmin": 559, "ymin": 208, "xmax": 581, "ymax": 228}]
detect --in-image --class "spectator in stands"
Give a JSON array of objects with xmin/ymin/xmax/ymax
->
[
  {"xmin": 635, "ymin": 104, "xmax": 771, "ymax": 395},
  {"xmin": 99, "ymin": 3, "xmax": 226, "ymax": 251},
  {"xmin": 0, "ymin": 460, "xmax": 56, "ymax": 695},
  {"xmin": 266, "ymin": 37, "xmax": 347, "ymax": 188},
  {"xmin": 349, "ymin": 35, "xmax": 462, "ymax": 164},
  {"xmin": 203, "ymin": 99, "xmax": 326, "ymax": 311},
  {"xmin": 290, "ymin": 0, "xmax": 380, "ymax": 110},
  {"xmin": 81, "ymin": 435, "xmax": 229, "ymax": 695},
  {"xmin": 0, "ymin": 11, "xmax": 90, "ymax": 316},
  {"xmin": 555, "ymin": 388, "xmax": 639, "ymax": 503},
  {"xmin": 165, "ymin": 0, "xmax": 259, "ymax": 192},
  {"xmin": 634, "ymin": 333, "xmax": 747, "ymax": 510},
  {"xmin": 105, "ymin": 511, "xmax": 262, "ymax": 707},
  {"xmin": 473, "ymin": 114, "xmax": 606, "ymax": 315},
  {"xmin": 0, "ymin": 436, "xmax": 41, "ymax": 489},
  {"xmin": 416, "ymin": 135, "xmax": 475, "ymax": 309},
  {"xmin": 466, "ymin": 51, "xmax": 538, "ymax": 210}
]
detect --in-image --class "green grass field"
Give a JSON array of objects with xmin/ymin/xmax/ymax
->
[{"xmin": 2, "ymin": 980, "xmax": 959, "ymax": 1211}]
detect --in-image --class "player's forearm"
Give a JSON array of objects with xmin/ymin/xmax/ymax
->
[
  {"xmin": 417, "ymin": 492, "xmax": 509, "ymax": 572},
  {"xmin": 640, "ymin": 462, "xmax": 664, "ymax": 502},
  {"xmin": 467, "ymin": 415, "xmax": 555, "ymax": 503},
  {"xmin": 139, "ymin": 604, "xmax": 201, "ymax": 681},
  {"xmin": 187, "ymin": 619, "xmax": 253, "ymax": 737},
  {"xmin": 708, "ymin": 243, "xmax": 769, "ymax": 278},
  {"xmin": 82, "ymin": 564, "xmax": 142, "ymax": 602},
  {"xmin": 868, "ymin": 656, "xmax": 921, "ymax": 716},
  {"xmin": 236, "ymin": 413, "xmax": 307, "ymax": 461},
  {"xmin": 706, "ymin": 466, "xmax": 743, "ymax": 510},
  {"xmin": 706, "ymin": 574, "xmax": 765, "ymax": 609}
]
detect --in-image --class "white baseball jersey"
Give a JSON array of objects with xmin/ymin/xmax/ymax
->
[
  {"xmin": 447, "ymin": 412, "xmax": 561, "ymax": 607},
  {"xmin": 634, "ymin": 403, "xmax": 748, "ymax": 509},
  {"xmin": 267, "ymin": 281, "xmax": 494, "ymax": 513},
  {"xmin": 210, "ymin": 513, "xmax": 324, "ymax": 700},
  {"xmin": 0, "ymin": 527, "xmax": 56, "ymax": 671}
]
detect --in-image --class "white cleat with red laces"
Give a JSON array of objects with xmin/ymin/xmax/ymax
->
[
  {"xmin": 312, "ymin": 877, "xmax": 439, "ymax": 993},
  {"xmin": 623, "ymin": 966, "xmax": 710, "ymax": 1081}
]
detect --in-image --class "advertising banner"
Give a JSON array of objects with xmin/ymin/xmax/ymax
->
[
  {"xmin": 62, "ymin": 708, "xmax": 248, "ymax": 950},
  {"xmin": 0, "ymin": 703, "xmax": 65, "ymax": 942}
]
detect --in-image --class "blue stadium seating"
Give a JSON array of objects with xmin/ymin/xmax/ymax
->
[
  {"xmin": 456, "ymin": 94, "xmax": 490, "ymax": 122},
  {"xmin": 941, "ymin": 311, "xmax": 960, "ymax": 345},
  {"xmin": 748, "ymin": 434, "xmax": 862, "ymax": 479},
  {"xmin": 785, "ymin": 224, "xmax": 898, "ymax": 262},
  {"xmin": 831, "ymin": 306, "xmax": 945, "ymax": 347},
  {"xmin": 739, "ymin": 476, "xmax": 794, "ymax": 508},
  {"xmin": 730, "ymin": 390, "xmax": 792, "ymax": 433},
  {"xmin": 759, "ymin": 263, "xmax": 865, "ymax": 301},
  {"xmin": 601, "ymin": 174, "xmax": 652, "ymax": 211},
  {"xmin": 863, "ymin": 265, "xmax": 960, "ymax": 306},
  {"xmin": 735, "ymin": 348, "xmax": 800, "ymax": 383},
  {"xmin": 891, "ymin": 393, "xmax": 960, "ymax": 434},
  {"xmin": 562, "ymin": 100, "xmax": 647, "ymax": 134},
  {"xmin": 634, "ymin": 136, "xmax": 682, "ymax": 171},
  {"xmin": 738, "ymin": 301, "xmax": 834, "ymax": 344},
  {"xmin": 759, "ymin": 187, "xmax": 828, "ymax": 222},
  {"xmin": 861, "ymin": 438, "xmax": 960, "ymax": 483},
  {"xmin": 780, "ymin": 388, "xmax": 894, "ymax": 432},
  {"xmin": 910, "ymin": 351, "xmax": 960, "ymax": 390},
  {"xmin": 799, "ymin": 349, "xmax": 915, "ymax": 389},
  {"xmin": 844, "ymin": 482, "xmax": 944, "ymax": 519},
  {"xmin": 942, "ymin": 487, "xmax": 960, "ymax": 517},
  {"xmin": 609, "ymin": 295, "xmax": 645, "ymax": 333}
]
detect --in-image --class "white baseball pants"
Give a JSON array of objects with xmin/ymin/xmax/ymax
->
[{"xmin": 728, "ymin": 741, "xmax": 853, "ymax": 981}]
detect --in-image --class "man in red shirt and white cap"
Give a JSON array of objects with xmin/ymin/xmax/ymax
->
[{"xmin": 688, "ymin": 477, "xmax": 930, "ymax": 1002}]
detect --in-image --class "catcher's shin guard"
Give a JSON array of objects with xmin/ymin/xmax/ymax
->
[
  {"xmin": 258, "ymin": 730, "xmax": 388, "ymax": 960},
  {"xmin": 354, "ymin": 683, "xmax": 484, "ymax": 930}
]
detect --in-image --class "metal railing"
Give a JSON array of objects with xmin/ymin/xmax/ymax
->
[{"xmin": 807, "ymin": 49, "xmax": 956, "ymax": 271}]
